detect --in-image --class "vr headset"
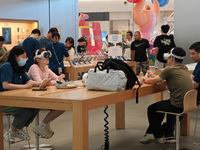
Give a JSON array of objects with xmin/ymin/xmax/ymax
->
[
  {"xmin": 34, "ymin": 50, "xmax": 52, "ymax": 60},
  {"xmin": 163, "ymin": 48, "xmax": 185, "ymax": 60}
]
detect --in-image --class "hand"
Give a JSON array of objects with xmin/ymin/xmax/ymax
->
[
  {"xmin": 147, "ymin": 70, "xmax": 154, "ymax": 78},
  {"xmin": 70, "ymin": 64, "xmax": 74, "ymax": 68},
  {"xmin": 147, "ymin": 58, "xmax": 150, "ymax": 64},
  {"xmin": 58, "ymin": 74, "xmax": 65, "ymax": 81},
  {"xmin": 140, "ymin": 77, "xmax": 146, "ymax": 84},
  {"xmin": 25, "ymin": 81, "xmax": 34, "ymax": 89}
]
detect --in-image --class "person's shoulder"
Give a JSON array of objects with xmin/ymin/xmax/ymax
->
[
  {"xmin": 29, "ymin": 64, "xmax": 39, "ymax": 69},
  {"xmin": 1, "ymin": 62, "xmax": 12, "ymax": 70}
]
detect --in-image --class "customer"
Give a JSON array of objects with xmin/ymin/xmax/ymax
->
[
  {"xmin": 124, "ymin": 31, "xmax": 134, "ymax": 60},
  {"xmin": 46, "ymin": 32, "xmax": 74, "ymax": 75},
  {"xmin": 65, "ymin": 37, "xmax": 75, "ymax": 59},
  {"xmin": 0, "ymin": 36, "xmax": 9, "ymax": 67},
  {"xmin": 1, "ymin": 46, "xmax": 40, "ymax": 143},
  {"xmin": 131, "ymin": 31, "xmax": 150, "ymax": 75},
  {"xmin": 77, "ymin": 36, "xmax": 87, "ymax": 53},
  {"xmin": 39, "ymin": 27, "xmax": 58, "ymax": 50},
  {"xmin": 28, "ymin": 49, "xmax": 65, "ymax": 138},
  {"xmin": 23, "ymin": 28, "xmax": 41, "ymax": 71},
  {"xmin": 189, "ymin": 41, "xmax": 200, "ymax": 105},
  {"xmin": 154, "ymin": 24, "xmax": 176, "ymax": 69},
  {"xmin": 102, "ymin": 35, "xmax": 109, "ymax": 54},
  {"xmin": 139, "ymin": 47, "xmax": 193, "ymax": 144}
]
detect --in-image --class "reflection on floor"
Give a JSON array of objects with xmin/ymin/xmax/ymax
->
[{"xmin": 3, "ymin": 91, "xmax": 200, "ymax": 150}]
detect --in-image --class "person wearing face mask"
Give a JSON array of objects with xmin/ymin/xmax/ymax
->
[
  {"xmin": 1, "ymin": 46, "xmax": 41, "ymax": 143},
  {"xmin": 46, "ymin": 32, "xmax": 74, "ymax": 76},
  {"xmin": 139, "ymin": 47, "xmax": 193, "ymax": 144},
  {"xmin": 28, "ymin": 49, "xmax": 65, "ymax": 139},
  {"xmin": 131, "ymin": 31, "xmax": 150, "ymax": 75}
]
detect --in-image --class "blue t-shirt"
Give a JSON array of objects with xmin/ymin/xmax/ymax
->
[
  {"xmin": 23, "ymin": 37, "xmax": 40, "ymax": 71},
  {"xmin": 0, "ymin": 62, "xmax": 30, "ymax": 92},
  {"xmin": 47, "ymin": 42, "xmax": 69, "ymax": 71},
  {"xmin": 193, "ymin": 62, "xmax": 200, "ymax": 101}
]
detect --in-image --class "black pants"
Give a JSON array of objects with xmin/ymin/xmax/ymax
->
[{"xmin": 146, "ymin": 100, "xmax": 183, "ymax": 138}]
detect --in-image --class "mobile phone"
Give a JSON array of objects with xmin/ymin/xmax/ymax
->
[
  {"xmin": 86, "ymin": 58, "xmax": 91, "ymax": 64},
  {"xmin": 81, "ymin": 58, "xmax": 86, "ymax": 64},
  {"xmin": 122, "ymin": 56, "xmax": 128, "ymax": 61},
  {"xmin": 71, "ymin": 59, "xmax": 76, "ymax": 65},
  {"xmin": 120, "ymin": 56, "xmax": 125, "ymax": 61},
  {"xmin": 32, "ymin": 89, "xmax": 47, "ymax": 91},
  {"xmin": 76, "ymin": 59, "xmax": 81, "ymax": 64}
]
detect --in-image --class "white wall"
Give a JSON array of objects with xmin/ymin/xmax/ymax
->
[
  {"xmin": 174, "ymin": 0, "xmax": 200, "ymax": 64},
  {"xmin": 0, "ymin": 0, "xmax": 79, "ymax": 43}
]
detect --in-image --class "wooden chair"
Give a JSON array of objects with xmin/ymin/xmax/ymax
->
[
  {"xmin": 193, "ymin": 104, "xmax": 200, "ymax": 146},
  {"xmin": 157, "ymin": 90, "xmax": 197, "ymax": 150}
]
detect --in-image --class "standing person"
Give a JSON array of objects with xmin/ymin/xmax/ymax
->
[
  {"xmin": 131, "ymin": 31, "xmax": 150, "ymax": 75},
  {"xmin": 46, "ymin": 32, "xmax": 74, "ymax": 75},
  {"xmin": 1, "ymin": 46, "xmax": 40, "ymax": 142},
  {"xmin": 154, "ymin": 24, "xmax": 176, "ymax": 69},
  {"xmin": 189, "ymin": 41, "xmax": 200, "ymax": 105},
  {"xmin": 102, "ymin": 35, "xmax": 109, "ymax": 54},
  {"xmin": 123, "ymin": 31, "xmax": 134, "ymax": 60},
  {"xmin": 65, "ymin": 37, "xmax": 75, "ymax": 59},
  {"xmin": 0, "ymin": 36, "xmax": 9, "ymax": 67},
  {"xmin": 23, "ymin": 29, "xmax": 41, "ymax": 71},
  {"xmin": 39, "ymin": 27, "xmax": 58, "ymax": 50},
  {"xmin": 139, "ymin": 47, "xmax": 193, "ymax": 144},
  {"xmin": 28, "ymin": 49, "xmax": 65, "ymax": 138}
]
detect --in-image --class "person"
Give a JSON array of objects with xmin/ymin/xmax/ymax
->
[
  {"xmin": 28, "ymin": 49, "xmax": 65, "ymax": 138},
  {"xmin": 102, "ymin": 35, "xmax": 109, "ymax": 54},
  {"xmin": 154, "ymin": 25, "xmax": 176, "ymax": 69},
  {"xmin": 65, "ymin": 37, "xmax": 75, "ymax": 59},
  {"xmin": 77, "ymin": 37, "xmax": 87, "ymax": 53},
  {"xmin": 46, "ymin": 32, "xmax": 74, "ymax": 75},
  {"xmin": 23, "ymin": 28, "xmax": 41, "ymax": 71},
  {"xmin": 131, "ymin": 31, "xmax": 150, "ymax": 75},
  {"xmin": 139, "ymin": 47, "xmax": 193, "ymax": 144},
  {"xmin": 132, "ymin": 0, "xmax": 160, "ymax": 40},
  {"xmin": 39, "ymin": 27, "xmax": 58, "ymax": 50},
  {"xmin": 1, "ymin": 46, "xmax": 40, "ymax": 143},
  {"xmin": 0, "ymin": 36, "xmax": 9, "ymax": 67},
  {"xmin": 189, "ymin": 41, "xmax": 200, "ymax": 105},
  {"xmin": 123, "ymin": 31, "xmax": 134, "ymax": 60}
]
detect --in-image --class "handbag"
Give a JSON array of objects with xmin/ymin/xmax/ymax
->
[{"xmin": 86, "ymin": 62, "xmax": 127, "ymax": 91}]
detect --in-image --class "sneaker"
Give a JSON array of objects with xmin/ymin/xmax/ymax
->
[
  {"xmin": 140, "ymin": 134, "xmax": 155, "ymax": 144},
  {"xmin": 13, "ymin": 129, "xmax": 30, "ymax": 141},
  {"xmin": 33, "ymin": 124, "xmax": 54, "ymax": 139},
  {"xmin": 164, "ymin": 136, "xmax": 176, "ymax": 143},
  {"xmin": 155, "ymin": 138, "xmax": 165, "ymax": 144},
  {"xmin": 4, "ymin": 130, "xmax": 15, "ymax": 143}
]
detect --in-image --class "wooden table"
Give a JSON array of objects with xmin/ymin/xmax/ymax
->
[
  {"xmin": 64, "ymin": 61, "xmax": 136, "ymax": 81},
  {"xmin": 0, "ymin": 81, "xmax": 180, "ymax": 150}
]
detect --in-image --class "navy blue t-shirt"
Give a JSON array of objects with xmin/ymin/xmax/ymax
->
[
  {"xmin": 23, "ymin": 37, "xmax": 40, "ymax": 71},
  {"xmin": 193, "ymin": 62, "xmax": 200, "ymax": 102},
  {"xmin": 0, "ymin": 62, "xmax": 30, "ymax": 92},
  {"xmin": 47, "ymin": 42, "xmax": 69, "ymax": 71}
]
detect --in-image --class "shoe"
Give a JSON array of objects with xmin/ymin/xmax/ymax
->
[
  {"xmin": 140, "ymin": 134, "xmax": 155, "ymax": 144},
  {"xmin": 33, "ymin": 123, "xmax": 54, "ymax": 139},
  {"xmin": 164, "ymin": 136, "xmax": 176, "ymax": 143},
  {"xmin": 155, "ymin": 138, "xmax": 165, "ymax": 144},
  {"xmin": 4, "ymin": 130, "xmax": 15, "ymax": 143}
]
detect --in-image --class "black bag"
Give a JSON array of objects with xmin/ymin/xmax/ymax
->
[{"xmin": 96, "ymin": 58, "xmax": 141, "ymax": 103}]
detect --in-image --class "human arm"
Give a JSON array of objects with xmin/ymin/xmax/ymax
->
[
  {"xmin": 147, "ymin": 47, "xmax": 151, "ymax": 63},
  {"xmin": 155, "ymin": 47, "xmax": 159, "ymax": 60},
  {"xmin": 66, "ymin": 56, "xmax": 74, "ymax": 68},
  {"xmin": 140, "ymin": 75, "xmax": 163, "ymax": 84},
  {"xmin": 131, "ymin": 50, "xmax": 135, "ymax": 61},
  {"xmin": 2, "ymin": 80, "xmax": 33, "ymax": 90},
  {"xmin": 0, "ymin": 51, "xmax": 9, "ymax": 61}
]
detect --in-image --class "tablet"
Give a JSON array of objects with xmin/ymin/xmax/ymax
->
[{"xmin": 32, "ymin": 78, "xmax": 51, "ymax": 91}]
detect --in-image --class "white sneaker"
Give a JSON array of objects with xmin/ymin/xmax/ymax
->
[
  {"xmin": 33, "ymin": 123, "xmax": 54, "ymax": 139},
  {"xmin": 140, "ymin": 134, "xmax": 155, "ymax": 144},
  {"xmin": 155, "ymin": 138, "xmax": 165, "ymax": 144},
  {"xmin": 4, "ymin": 129, "xmax": 30, "ymax": 142},
  {"xmin": 4, "ymin": 130, "xmax": 15, "ymax": 143}
]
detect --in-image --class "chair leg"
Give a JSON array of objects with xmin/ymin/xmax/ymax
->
[
  {"xmin": 193, "ymin": 105, "xmax": 200, "ymax": 145},
  {"xmin": 35, "ymin": 114, "xmax": 40, "ymax": 149},
  {"xmin": 7, "ymin": 114, "xmax": 11, "ymax": 149},
  {"xmin": 175, "ymin": 115, "xmax": 180, "ymax": 150},
  {"xmin": 25, "ymin": 127, "xmax": 31, "ymax": 150}
]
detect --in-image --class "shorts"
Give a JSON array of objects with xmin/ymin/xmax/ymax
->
[
  {"xmin": 155, "ymin": 60, "xmax": 167, "ymax": 69},
  {"xmin": 136, "ymin": 61, "xmax": 149, "ymax": 75}
]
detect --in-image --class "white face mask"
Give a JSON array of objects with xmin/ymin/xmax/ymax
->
[{"xmin": 17, "ymin": 58, "xmax": 27, "ymax": 67}]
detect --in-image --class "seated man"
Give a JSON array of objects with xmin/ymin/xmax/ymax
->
[{"xmin": 139, "ymin": 47, "xmax": 193, "ymax": 144}]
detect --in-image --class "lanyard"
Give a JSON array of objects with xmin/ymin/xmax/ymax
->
[{"xmin": 52, "ymin": 44, "xmax": 63, "ymax": 65}]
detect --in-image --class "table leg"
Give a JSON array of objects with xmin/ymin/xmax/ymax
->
[
  {"xmin": 73, "ymin": 102, "xmax": 89, "ymax": 150},
  {"xmin": 180, "ymin": 113, "xmax": 190, "ymax": 136},
  {"xmin": 70, "ymin": 70, "xmax": 77, "ymax": 81},
  {"xmin": 115, "ymin": 102, "xmax": 125, "ymax": 129},
  {"xmin": 0, "ymin": 106, "xmax": 4, "ymax": 150}
]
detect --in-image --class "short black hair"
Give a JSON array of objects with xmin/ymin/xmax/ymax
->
[
  {"xmin": 189, "ymin": 41, "xmax": 200, "ymax": 53},
  {"xmin": 65, "ymin": 37, "xmax": 75, "ymax": 48},
  {"xmin": 0, "ymin": 36, "xmax": 5, "ymax": 41},
  {"xmin": 52, "ymin": 32, "xmax": 60, "ymax": 39},
  {"xmin": 31, "ymin": 29, "xmax": 41, "ymax": 36},
  {"xmin": 172, "ymin": 47, "xmax": 186, "ymax": 63},
  {"xmin": 78, "ymin": 36, "xmax": 86, "ymax": 42},
  {"xmin": 7, "ymin": 46, "xmax": 27, "ymax": 73},
  {"xmin": 161, "ymin": 25, "xmax": 170, "ymax": 33},
  {"xmin": 127, "ymin": 31, "xmax": 133, "ymax": 38},
  {"xmin": 48, "ymin": 27, "xmax": 58, "ymax": 34}
]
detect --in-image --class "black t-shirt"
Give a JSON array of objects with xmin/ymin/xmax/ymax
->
[
  {"xmin": 77, "ymin": 45, "xmax": 86, "ymax": 53},
  {"xmin": 153, "ymin": 35, "xmax": 176, "ymax": 63},
  {"xmin": 131, "ymin": 39, "xmax": 150, "ymax": 62}
]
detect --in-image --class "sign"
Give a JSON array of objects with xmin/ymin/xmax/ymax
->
[{"xmin": 108, "ymin": 34, "xmax": 122, "ymax": 57}]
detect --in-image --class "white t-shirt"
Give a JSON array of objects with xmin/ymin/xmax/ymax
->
[
  {"xmin": 124, "ymin": 39, "xmax": 133, "ymax": 60},
  {"xmin": 102, "ymin": 42, "xmax": 108, "ymax": 53}
]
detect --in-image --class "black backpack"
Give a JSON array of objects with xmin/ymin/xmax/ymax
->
[{"xmin": 95, "ymin": 58, "xmax": 141, "ymax": 103}]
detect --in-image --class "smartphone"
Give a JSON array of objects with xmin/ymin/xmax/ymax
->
[
  {"xmin": 120, "ymin": 56, "xmax": 125, "ymax": 61},
  {"xmin": 86, "ymin": 58, "xmax": 91, "ymax": 64},
  {"xmin": 32, "ymin": 89, "xmax": 47, "ymax": 91},
  {"xmin": 71, "ymin": 59, "xmax": 76, "ymax": 65},
  {"xmin": 122, "ymin": 56, "xmax": 128, "ymax": 61},
  {"xmin": 76, "ymin": 59, "xmax": 81, "ymax": 65},
  {"xmin": 81, "ymin": 58, "xmax": 86, "ymax": 64}
]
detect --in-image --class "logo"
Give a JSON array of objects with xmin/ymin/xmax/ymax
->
[
  {"xmin": 161, "ymin": 39, "xmax": 171, "ymax": 45},
  {"xmin": 135, "ymin": 42, "xmax": 145, "ymax": 47}
]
